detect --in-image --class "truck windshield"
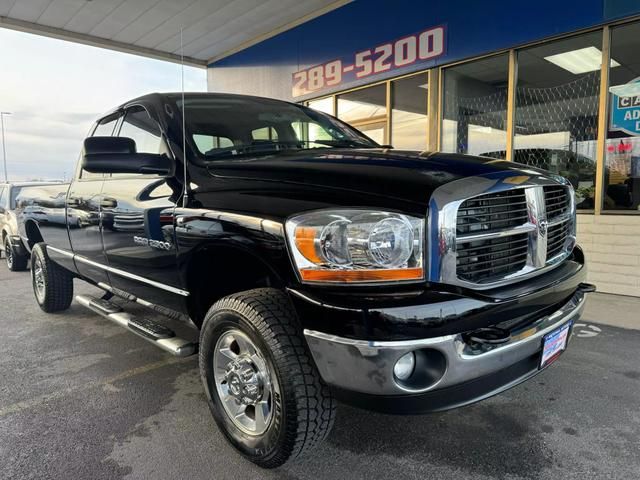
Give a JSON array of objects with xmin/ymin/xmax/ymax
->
[{"xmin": 176, "ymin": 96, "xmax": 379, "ymax": 160}]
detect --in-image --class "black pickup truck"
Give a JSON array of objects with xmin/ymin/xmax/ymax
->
[{"xmin": 17, "ymin": 92, "xmax": 593, "ymax": 468}]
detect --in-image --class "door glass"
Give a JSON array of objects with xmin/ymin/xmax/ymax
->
[
  {"xmin": 0, "ymin": 187, "xmax": 6, "ymax": 210},
  {"xmin": 392, "ymin": 73, "xmax": 428, "ymax": 150},
  {"xmin": 93, "ymin": 115, "xmax": 118, "ymax": 137},
  {"xmin": 337, "ymin": 84, "xmax": 387, "ymax": 142},
  {"xmin": 442, "ymin": 53, "xmax": 509, "ymax": 157},
  {"xmin": 604, "ymin": 21, "xmax": 640, "ymax": 211},
  {"xmin": 82, "ymin": 115, "xmax": 121, "ymax": 180},
  {"xmin": 514, "ymin": 32, "xmax": 602, "ymax": 209},
  {"xmin": 119, "ymin": 106, "xmax": 163, "ymax": 154}
]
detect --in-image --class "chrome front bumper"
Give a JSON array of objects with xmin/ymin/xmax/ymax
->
[{"xmin": 304, "ymin": 288, "xmax": 588, "ymax": 396}]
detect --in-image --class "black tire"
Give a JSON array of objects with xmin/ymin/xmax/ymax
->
[
  {"xmin": 5, "ymin": 237, "xmax": 29, "ymax": 271},
  {"xmin": 199, "ymin": 288, "xmax": 336, "ymax": 468},
  {"xmin": 31, "ymin": 243, "xmax": 74, "ymax": 313}
]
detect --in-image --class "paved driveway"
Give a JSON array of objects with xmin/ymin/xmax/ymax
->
[{"xmin": 0, "ymin": 267, "xmax": 638, "ymax": 479}]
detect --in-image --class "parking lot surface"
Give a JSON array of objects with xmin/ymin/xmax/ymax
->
[{"xmin": 0, "ymin": 266, "xmax": 639, "ymax": 480}]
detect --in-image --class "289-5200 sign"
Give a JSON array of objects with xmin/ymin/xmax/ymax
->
[{"xmin": 292, "ymin": 26, "xmax": 445, "ymax": 98}]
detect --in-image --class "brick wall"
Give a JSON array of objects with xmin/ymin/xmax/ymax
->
[{"xmin": 577, "ymin": 214, "xmax": 640, "ymax": 297}]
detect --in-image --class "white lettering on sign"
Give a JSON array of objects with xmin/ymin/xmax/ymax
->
[
  {"xmin": 292, "ymin": 25, "xmax": 445, "ymax": 98},
  {"xmin": 624, "ymin": 110, "xmax": 640, "ymax": 120}
]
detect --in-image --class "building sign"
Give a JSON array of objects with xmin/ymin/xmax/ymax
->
[
  {"xmin": 292, "ymin": 25, "xmax": 446, "ymax": 98},
  {"xmin": 610, "ymin": 78, "xmax": 640, "ymax": 136}
]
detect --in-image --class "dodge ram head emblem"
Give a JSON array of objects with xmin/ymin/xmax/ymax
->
[{"xmin": 538, "ymin": 219, "xmax": 548, "ymax": 237}]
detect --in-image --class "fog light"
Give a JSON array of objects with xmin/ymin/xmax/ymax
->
[{"xmin": 393, "ymin": 352, "xmax": 416, "ymax": 380}]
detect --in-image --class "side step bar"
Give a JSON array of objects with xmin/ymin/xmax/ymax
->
[{"xmin": 76, "ymin": 295, "xmax": 197, "ymax": 357}]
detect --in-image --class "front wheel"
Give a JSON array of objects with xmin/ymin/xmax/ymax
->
[
  {"xmin": 31, "ymin": 243, "xmax": 74, "ymax": 312},
  {"xmin": 199, "ymin": 288, "xmax": 336, "ymax": 468},
  {"xmin": 5, "ymin": 237, "xmax": 28, "ymax": 271}
]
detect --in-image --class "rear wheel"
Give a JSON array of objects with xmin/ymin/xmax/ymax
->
[
  {"xmin": 199, "ymin": 288, "xmax": 336, "ymax": 468},
  {"xmin": 5, "ymin": 237, "xmax": 28, "ymax": 271},
  {"xmin": 31, "ymin": 243, "xmax": 74, "ymax": 312}
]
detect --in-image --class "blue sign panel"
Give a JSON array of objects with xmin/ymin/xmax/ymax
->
[
  {"xmin": 209, "ymin": 0, "xmax": 640, "ymax": 101},
  {"xmin": 292, "ymin": 25, "xmax": 446, "ymax": 97},
  {"xmin": 611, "ymin": 78, "xmax": 640, "ymax": 136}
]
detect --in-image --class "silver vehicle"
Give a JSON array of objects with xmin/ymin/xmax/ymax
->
[{"xmin": 0, "ymin": 182, "xmax": 61, "ymax": 271}]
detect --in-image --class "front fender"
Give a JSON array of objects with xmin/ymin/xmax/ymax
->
[{"xmin": 174, "ymin": 208, "xmax": 291, "ymax": 282}]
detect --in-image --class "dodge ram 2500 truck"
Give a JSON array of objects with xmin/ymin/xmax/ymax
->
[{"xmin": 17, "ymin": 92, "xmax": 594, "ymax": 468}]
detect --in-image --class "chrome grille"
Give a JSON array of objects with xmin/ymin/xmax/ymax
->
[
  {"xmin": 457, "ymin": 233, "xmax": 529, "ymax": 282},
  {"xmin": 456, "ymin": 190, "xmax": 528, "ymax": 236},
  {"xmin": 544, "ymin": 185, "xmax": 570, "ymax": 219},
  {"xmin": 451, "ymin": 184, "xmax": 575, "ymax": 286},
  {"xmin": 547, "ymin": 220, "xmax": 571, "ymax": 260}
]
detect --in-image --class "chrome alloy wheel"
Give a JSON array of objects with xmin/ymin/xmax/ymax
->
[
  {"xmin": 213, "ymin": 329, "xmax": 277, "ymax": 436},
  {"xmin": 33, "ymin": 256, "xmax": 46, "ymax": 302}
]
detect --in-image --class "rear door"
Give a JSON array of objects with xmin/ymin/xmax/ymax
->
[
  {"xmin": 67, "ymin": 113, "xmax": 120, "ymax": 283},
  {"xmin": 99, "ymin": 105, "xmax": 183, "ymax": 311}
]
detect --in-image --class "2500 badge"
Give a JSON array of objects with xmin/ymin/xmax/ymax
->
[
  {"xmin": 292, "ymin": 25, "xmax": 445, "ymax": 97},
  {"xmin": 133, "ymin": 236, "xmax": 173, "ymax": 251}
]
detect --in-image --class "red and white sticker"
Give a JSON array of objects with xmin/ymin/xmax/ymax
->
[{"xmin": 540, "ymin": 322, "xmax": 572, "ymax": 368}]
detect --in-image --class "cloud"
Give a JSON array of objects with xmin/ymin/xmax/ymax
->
[{"xmin": 0, "ymin": 28, "xmax": 207, "ymax": 181}]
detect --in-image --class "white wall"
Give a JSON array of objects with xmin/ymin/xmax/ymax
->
[{"xmin": 578, "ymin": 214, "xmax": 640, "ymax": 297}]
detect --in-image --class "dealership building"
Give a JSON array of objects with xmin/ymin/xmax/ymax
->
[{"xmin": 2, "ymin": 0, "xmax": 640, "ymax": 296}]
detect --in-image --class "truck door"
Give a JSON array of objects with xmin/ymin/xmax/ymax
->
[
  {"xmin": 67, "ymin": 113, "xmax": 121, "ymax": 283},
  {"xmin": 100, "ymin": 105, "xmax": 183, "ymax": 312}
]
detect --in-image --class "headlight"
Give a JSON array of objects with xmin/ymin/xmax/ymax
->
[{"xmin": 285, "ymin": 210, "xmax": 424, "ymax": 284}]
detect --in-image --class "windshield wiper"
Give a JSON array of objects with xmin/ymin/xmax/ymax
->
[
  {"xmin": 203, "ymin": 141, "xmax": 305, "ymax": 158},
  {"xmin": 301, "ymin": 139, "xmax": 379, "ymax": 149},
  {"xmin": 203, "ymin": 139, "xmax": 382, "ymax": 159}
]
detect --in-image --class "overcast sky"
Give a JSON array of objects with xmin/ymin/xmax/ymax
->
[{"xmin": 0, "ymin": 27, "xmax": 207, "ymax": 181}]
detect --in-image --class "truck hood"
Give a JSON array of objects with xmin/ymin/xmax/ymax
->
[{"xmin": 205, "ymin": 149, "xmax": 549, "ymax": 206}]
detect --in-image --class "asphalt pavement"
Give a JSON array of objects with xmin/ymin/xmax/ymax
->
[{"xmin": 0, "ymin": 265, "xmax": 638, "ymax": 480}]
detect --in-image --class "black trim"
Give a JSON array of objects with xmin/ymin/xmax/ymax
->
[{"xmin": 9, "ymin": 235, "xmax": 27, "ymax": 256}]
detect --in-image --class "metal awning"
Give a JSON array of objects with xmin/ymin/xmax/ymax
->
[{"xmin": 0, "ymin": 0, "xmax": 349, "ymax": 67}]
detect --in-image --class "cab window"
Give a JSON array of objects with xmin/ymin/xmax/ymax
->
[
  {"xmin": 93, "ymin": 115, "xmax": 118, "ymax": 137},
  {"xmin": 251, "ymin": 126, "xmax": 278, "ymax": 141},
  {"xmin": 118, "ymin": 106, "xmax": 163, "ymax": 154},
  {"xmin": 193, "ymin": 134, "xmax": 233, "ymax": 154},
  {"xmin": 110, "ymin": 106, "xmax": 167, "ymax": 179},
  {"xmin": 81, "ymin": 114, "xmax": 121, "ymax": 180}
]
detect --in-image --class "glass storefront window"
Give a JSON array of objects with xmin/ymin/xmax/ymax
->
[
  {"xmin": 514, "ymin": 32, "xmax": 602, "ymax": 209},
  {"xmin": 605, "ymin": 22, "xmax": 640, "ymax": 211},
  {"xmin": 337, "ymin": 84, "xmax": 387, "ymax": 144},
  {"xmin": 442, "ymin": 54, "xmax": 509, "ymax": 158},
  {"xmin": 391, "ymin": 73, "xmax": 428, "ymax": 150},
  {"xmin": 308, "ymin": 97, "xmax": 334, "ymax": 115}
]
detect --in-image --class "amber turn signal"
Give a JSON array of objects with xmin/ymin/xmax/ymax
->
[
  {"xmin": 299, "ymin": 267, "xmax": 424, "ymax": 283},
  {"xmin": 294, "ymin": 226, "xmax": 323, "ymax": 263}
]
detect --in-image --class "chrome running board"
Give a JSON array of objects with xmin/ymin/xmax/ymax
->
[{"xmin": 76, "ymin": 294, "xmax": 197, "ymax": 357}]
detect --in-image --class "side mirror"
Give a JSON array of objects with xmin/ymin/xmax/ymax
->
[{"xmin": 82, "ymin": 137, "xmax": 173, "ymax": 176}]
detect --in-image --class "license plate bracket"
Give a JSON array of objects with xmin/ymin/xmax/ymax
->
[{"xmin": 540, "ymin": 321, "xmax": 572, "ymax": 369}]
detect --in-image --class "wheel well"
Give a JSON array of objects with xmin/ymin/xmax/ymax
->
[
  {"xmin": 24, "ymin": 220, "xmax": 44, "ymax": 249},
  {"xmin": 185, "ymin": 246, "xmax": 283, "ymax": 328}
]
